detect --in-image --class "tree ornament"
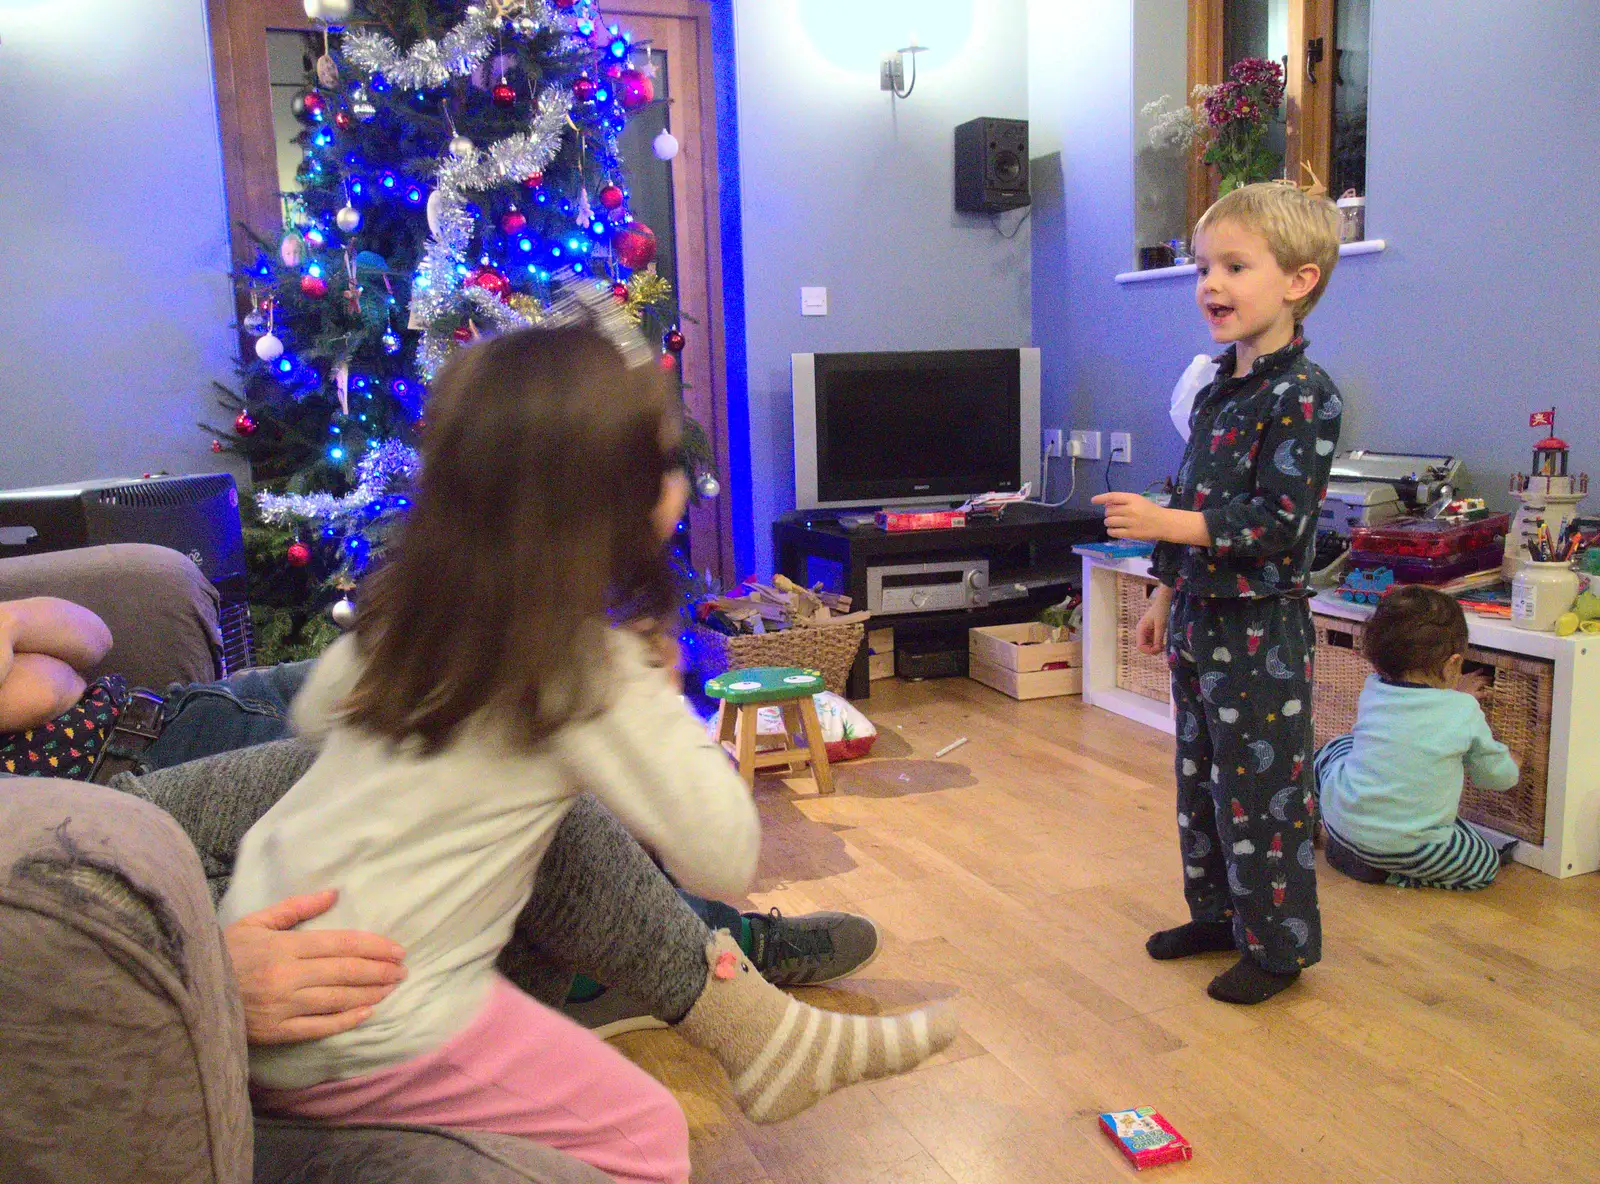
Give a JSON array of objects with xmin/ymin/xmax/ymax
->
[
  {"xmin": 652, "ymin": 129, "xmax": 679, "ymax": 161},
  {"xmin": 614, "ymin": 221, "xmax": 657, "ymax": 270},
  {"xmin": 306, "ymin": 0, "xmax": 352, "ymax": 21},
  {"xmin": 597, "ymin": 183, "xmax": 624, "ymax": 210},
  {"xmin": 425, "ymin": 189, "xmax": 445, "ymax": 236},
  {"xmin": 242, "ymin": 307, "xmax": 267, "ymax": 335},
  {"xmin": 350, "ymin": 85, "xmax": 378, "ymax": 122},
  {"xmin": 335, "ymin": 204, "xmax": 362, "ymax": 233},
  {"xmin": 617, "ymin": 68, "xmax": 653, "ymax": 110},
  {"xmin": 453, "ymin": 323, "xmax": 476, "ymax": 343},
  {"xmin": 575, "ymin": 186, "xmax": 594, "ymax": 229},
  {"xmin": 696, "ymin": 471, "xmax": 721, "ymax": 500},
  {"xmin": 500, "ymin": 208, "xmax": 528, "ymax": 233},
  {"xmin": 315, "ymin": 53, "xmax": 340, "ymax": 88},
  {"xmin": 512, "ymin": 15, "xmax": 538, "ymax": 37},
  {"xmin": 381, "ymin": 327, "xmax": 402, "ymax": 354},
  {"xmin": 211, "ymin": 439, "xmax": 225, "ymax": 454},
  {"xmin": 300, "ymin": 273, "xmax": 329, "ymax": 298},
  {"xmin": 255, "ymin": 332, "xmax": 285, "ymax": 362},
  {"xmin": 492, "ymin": 82, "xmax": 517, "ymax": 107},
  {"xmin": 657, "ymin": 352, "xmax": 677, "ymax": 371},
  {"xmin": 524, "ymin": 171, "xmax": 544, "ymax": 188},
  {"xmin": 449, "ymin": 133, "xmax": 476, "ymax": 158},
  {"xmin": 280, "ymin": 232, "xmax": 305, "ymax": 267},
  {"xmin": 603, "ymin": 62, "xmax": 623, "ymax": 80},
  {"xmin": 611, "ymin": 280, "xmax": 629, "ymax": 302},
  {"xmin": 572, "ymin": 77, "xmax": 597, "ymax": 102},
  {"xmin": 330, "ymin": 597, "xmax": 357, "ymax": 628},
  {"xmin": 663, "ymin": 327, "xmax": 685, "ymax": 353},
  {"xmin": 334, "ymin": 109, "xmax": 353, "ymax": 130},
  {"xmin": 296, "ymin": 91, "xmax": 327, "ymax": 123},
  {"xmin": 554, "ymin": 0, "xmax": 577, "ymax": 9},
  {"xmin": 286, "ymin": 542, "xmax": 312, "ymax": 568},
  {"xmin": 234, "ymin": 411, "xmax": 258, "ymax": 436},
  {"xmin": 469, "ymin": 269, "xmax": 511, "ymax": 300}
]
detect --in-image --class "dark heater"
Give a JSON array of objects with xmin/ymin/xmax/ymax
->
[
  {"xmin": 0, "ymin": 474, "xmax": 254, "ymax": 674},
  {"xmin": 954, "ymin": 117, "xmax": 1030, "ymax": 213}
]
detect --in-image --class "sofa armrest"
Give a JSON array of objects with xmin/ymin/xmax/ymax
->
[
  {"xmin": 0, "ymin": 777, "xmax": 251, "ymax": 1184},
  {"xmin": 0, "ymin": 543, "xmax": 222, "ymax": 688}
]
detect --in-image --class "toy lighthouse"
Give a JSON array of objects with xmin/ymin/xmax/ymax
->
[{"xmin": 1504, "ymin": 408, "xmax": 1589, "ymax": 575}]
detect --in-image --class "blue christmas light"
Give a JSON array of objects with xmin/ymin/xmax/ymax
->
[
  {"xmin": 608, "ymin": 37, "xmax": 629, "ymax": 58},
  {"xmin": 518, "ymin": 238, "xmax": 533, "ymax": 252},
  {"xmin": 313, "ymin": 129, "xmax": 333, "ymax": 148},
  {"xmin": 596, "ymin": 88, "xmax": 609, "ymax": 102},
  {"xmin": 349, "ymin": 178, "xmax": 366, "ymax": 198},
  {"xmin": 307, "ymin": 262, "xmax": 323, "ymax": 277},
  {"xmin": 344, "ymin": 533, "xmax": 370, "ymax": 561},
  {"xmin": 371, "ymin": 74, "xmax": 389, "ymax": 92},
  {"xmin": 277, "ymin": 358, "xmax": 294, "ymax": 374},
  {"xmin": 329, "ymin": 447, "xmax": 346, "ymax": 461},
  {"xmin": 577, "ymin": 19, "xmax": 593, "ymax": 34},
  {"xmin": 330, "ymin": 424, "xmax": 341, "ymax": 435},
  {"xmin": 404, "ymin": 185, "xmax": 424, "ymax": 205},
  {"xmin": 379, "ymin": 171, "xmax": 397, "ymax": 191},
  {"xmin": 535, "ymin": 191, "xmax": 548, "ymax": 204},
  {"xmin": 322, "ymin": 526, "xmax": 339, "ymax": 540}
]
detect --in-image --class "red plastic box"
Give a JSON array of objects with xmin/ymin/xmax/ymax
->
[
  {"xmin": 875, "ymin": 509, "xmax": 966, "ymax": 532},
  {"xmin": 1348, "ymin": 543, "xmax": 1505, "ymax": 586},
  {"xmin": 1099, "ymin": 1108, "xmax": 1193, "ymax": 1170},
  {"xmin": 1349, "ymin": 513, "xmax": 1510, "ymax": 560}
]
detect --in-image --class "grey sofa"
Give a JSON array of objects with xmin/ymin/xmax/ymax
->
[{"xmin": 0, "ymin": 544, "xmax": 612, "ymax": 1184}]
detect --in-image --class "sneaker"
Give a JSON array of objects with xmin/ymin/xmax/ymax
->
[
  {"xmin": 562, "ymin": 988, "xmax": 669, "ymax": 1040},
  {"xmin": 743, "ymin": 908, "xmax": 881, "ymax": 987}
]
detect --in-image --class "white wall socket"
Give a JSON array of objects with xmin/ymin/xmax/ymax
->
[
  {"xmin": 1110, "ymin": 432, "xmax": 1133, "ymax": 463},
  {"xmin": 1069, "ymin": 430, "xmax": 1102, "ymax": 460},
  {"xmin": 1043, "ymin": 429, "xmax": 1064, "ymax": 458}
]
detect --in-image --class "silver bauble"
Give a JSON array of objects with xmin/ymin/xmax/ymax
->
[
  {"xmin": 351, "ymin": 85, "xmax": 378, "ymax": 122},
  {"xmin": 696, "ymin": 471, "xmax": 721, "ymax": 500},
  {"xmin": 381, "ymin": 329, "xmax": 402, "ymax": 355},
  {"xmin": 330, "ymin": 597, "xmax": 357, "ymax": 628},
  {"xmin": 335, "ymin": 204, "xmax": 362, "ymax": 232},
  {"xmin": 319, "ymin": 0, "xmax": 353, "ymax": 19},
  {"xmin": 449, "ymin": 134, "xmax": 476, "ymax": 158},
  {"xmin": 242, "ymin": 309, "xmax": 267, "ymax": 336},
  {"xmin": 512, "ymin": 15, "xmax": 538, "ymax": 36}
]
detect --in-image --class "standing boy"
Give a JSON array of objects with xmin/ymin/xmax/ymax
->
[{"xmin": 1094, "ymin": 183, "xmax": 1343, "ymax": 1004}]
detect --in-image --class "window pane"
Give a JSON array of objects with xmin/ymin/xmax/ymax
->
[
  {"xmin": 1331, "ymin": 0, "xmax": 1370, "ymax": 197},
  {"xmin": 615, "ymin": 48, "xmax": 677, "ymax": 295},
  {"xmin": 267, "ymin": 31, "xmax": 320, "ymax": 224}
]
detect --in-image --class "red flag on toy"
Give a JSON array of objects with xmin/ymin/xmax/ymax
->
[{"xmin": 1530, "ymin": 409, "xmax": 1555, "ymax": 428}]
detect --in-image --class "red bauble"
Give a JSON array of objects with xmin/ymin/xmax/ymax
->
[
  {"xmin": 300, "ymin": 274, "xmax": 329, "ymax": 298},
  {"xmin": 597, "ymin": 183, "xmax": 625, "ymax": 210},
  {"xmin": 602, "ymin": 62, "xmax": 623, "ymax": 80},
  {"xmin": 572, "ymin": 77, "xmax": 597, "ymax": 102},
  {"xmin": 301, "ymin": 91, "xmax": 328, "ymax": 121},
  {"xmin": 334, "ymin": 109, "xmax": 352, "ymax": 130},
  {"xmin": 500, "ymin": 208, "xmax": 528, "ymax": 234},
  {"xmin": 657, "ymin": 352, "xmax": 677, "ymax": 371},
  {"xmin": 286, "ymin": 542, "xmax": 312, "ymax": 568},
  {"xmin": 211, "ymin": 439, "xmax": 224, "ymax": 453},
  {"xmin": 452, "ymin": 324, "xmax": 474, "ymax": 343},
  {"xmin": 617, "ymin": 68, "xmax": 654, "ymax": 111},
  {"xmin": 611, "ymin": 281, "xmax": 629, "ymax": 302},
  {"xmin": 554, "ymin": 0, "xmax": 577, "ymax": 8},
  {"xmin": 492, "ymin": 82, "xmax": 517, "ymax": 107},
  {"xmin": 663, "ymin": 328, "xmax": 685, "ymax": 354},
  {"xmin": 614, "ymin": 221, "xmax": 657, "ymax": 270},
  {"xmin": 234, "ymin": 411, "xmax": 258, "ymax": 436},
  {"xmin": 469, "ymin": 269, "xmax": 512, "ymax": 301},
  {"xmin": 524, "ymin": 171, "xmax": 544, "ymax": 189}
]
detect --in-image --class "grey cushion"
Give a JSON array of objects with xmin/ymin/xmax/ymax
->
[
  {"xmin": 0, "ymin": 777, "xmax": 252, "ymax": 1184},
  {"xmin": 0, "ymin": 542, "xmax": 222, "ymax": 689},
  {"xmin": 255, "ymin": 1120, "xmax": 615, "ymax": 1184}
]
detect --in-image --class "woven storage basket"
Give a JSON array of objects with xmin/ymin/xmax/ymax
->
[
  {"xmin": 1115, "ymin": 573, "xmax": 1172, "ymax": 703},
  {"xmin": 691, "ymin": 621, "xmax": 865, "ymax": 697},
  {"xmin": 1311, "ymin": 614, "xmax": 1552, "ymax": 845}
]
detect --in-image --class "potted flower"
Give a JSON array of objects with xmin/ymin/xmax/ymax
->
[{"xmin": 1143, "ymin": 57, "xmax": 1286, "ymax": 195}]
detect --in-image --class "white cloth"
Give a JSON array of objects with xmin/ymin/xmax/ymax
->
[
  {"xmin": 1169, "ymin": 353, "xmax": 1221, "ymax": 441},
  {"xmin": 218, "ymin": 630, "xmax": 760, "ymax": 1089}
]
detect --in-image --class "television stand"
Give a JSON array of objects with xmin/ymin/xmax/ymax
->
[{"xmin": 773, "ymin": 503, "xmax": 1103, "ymax": 698}]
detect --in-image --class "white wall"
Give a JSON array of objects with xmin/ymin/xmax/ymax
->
[
  {"xmin": 0, "ymin": 1, "xmax": 241, "ymax": 490},
  {"xmin": 734, "ymin": 0, "xmax": 1032, "ymax": 575}
]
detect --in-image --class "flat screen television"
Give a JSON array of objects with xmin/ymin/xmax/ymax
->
[{"xmin": 792, "ymin": 347, "xmax": 1040, "ymax": 510}]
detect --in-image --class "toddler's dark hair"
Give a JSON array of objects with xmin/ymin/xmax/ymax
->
[{"xmin": 1363, "ymin": 586, "xmax": 1469, "ymax": 682}]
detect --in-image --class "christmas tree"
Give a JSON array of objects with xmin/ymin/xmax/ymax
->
[{"xmin": 208, "ymin": 0, "xmax": 709, "ymax": 661}]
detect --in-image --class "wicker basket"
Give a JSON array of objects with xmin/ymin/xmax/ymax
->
[
  {"xmin": 691, "ymin": 621, "xmax": 865, "ymax": 697},
  {"xmin": 1311, "ymin": 614, "xmax": 1552, "ymax": 845},
  {"xmin": 1115, "ymin": 573, "xmax": 1171, "ymax": 703}
]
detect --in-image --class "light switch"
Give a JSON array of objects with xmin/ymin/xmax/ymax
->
[{"xmin": 800, "ymin": 287, "xmax": 828, "ymax": 316}]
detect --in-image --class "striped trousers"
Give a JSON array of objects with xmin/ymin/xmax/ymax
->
[{"xmin": 1312, "ymin": 735, "xmax": 1505, "ymax": 891}]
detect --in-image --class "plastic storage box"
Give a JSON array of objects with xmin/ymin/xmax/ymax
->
[
  {"xmin": 1349, "ymin": 513, "xmax": 1509, "ymax": 560},
  {"xmin": 1348, "ymin": 544, "xmax": 1505, "ymax": 586}
]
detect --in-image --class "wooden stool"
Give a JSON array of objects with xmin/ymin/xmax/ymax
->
[{"xmin": 704, "ymin": 666, "xmax": 834, "ymax": 794}]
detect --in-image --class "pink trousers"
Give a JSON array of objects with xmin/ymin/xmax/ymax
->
[{"xmin": 253, "ymin": 975, "xmax": 689, "ymax": 1184}]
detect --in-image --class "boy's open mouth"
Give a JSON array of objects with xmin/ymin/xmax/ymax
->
[{"xmin": 1205, "ymin": 302, "xmax": 1235, "ymax": 323}]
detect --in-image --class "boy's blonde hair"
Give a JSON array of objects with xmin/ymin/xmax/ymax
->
[{"xmin": 1195, "ymin": 183, "xmax": 1342, "ymax": 320}]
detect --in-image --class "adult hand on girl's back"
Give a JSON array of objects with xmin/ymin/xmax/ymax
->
[{"xmin": 224, "ymin": 888, "xmax": 408, "ymax": 1046}]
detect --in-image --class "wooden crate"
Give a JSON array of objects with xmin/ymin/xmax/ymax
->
[
  {"xmin": 968, "ymin": 622, "xmax": 1083, "ymax": 700},
  {"xmin": 1311, "ymin": 614, "xmax": 1553, "ymax": 845},
  {"xmin": 1115, "ymin": 573, "xmax": 1171, "ymax": 703}
]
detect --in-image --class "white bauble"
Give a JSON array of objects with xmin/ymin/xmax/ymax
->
[
  {"xmin": 696, "ymin": 471, "xmax": 721, "ymax": 499},
  {"xmin": 330, "ymin": 598, "xmax": 357, "ymax": 628},
  {"xmin": 255, "ymin": 333, "xmax": 285, "ymax": 362},
  {"xmin": 426, "ymin": 189, "xmax": 445, "ymax": 236},
  {"xmin": 335, "ymin": 204, "xmax": 362, "ymax": 233},
  {"xmin": 448, "ymin": 134, "xmax": 476, "ymax": 158},
  {"xmin": 652, "ymin": 129, "xmax": 679, "ymax": 161},
  {"xmin": 302, "ymin": 0, "xmax": 323, "ymax": 18}
]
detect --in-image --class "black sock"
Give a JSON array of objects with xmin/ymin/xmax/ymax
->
[
  {"xmin": 1207, "ymin": 957, "xmax": 1299, "ymax": 1005},
  {"xmin": 1146, "ymin": 921, "xmax": 1236, "ymax": 961}
]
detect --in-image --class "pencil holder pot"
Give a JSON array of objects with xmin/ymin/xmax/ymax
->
[{"xmin": 1511, "ymin": 561, "xmax": 1581, "ymax": 631}]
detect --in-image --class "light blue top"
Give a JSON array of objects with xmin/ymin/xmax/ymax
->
[{"xmin": 1318, "ymin": 675, "xmax": 1520, "ymax": 854}]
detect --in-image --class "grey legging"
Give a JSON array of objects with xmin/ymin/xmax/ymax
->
[{"xmin": 110, "ymin": 739, "xmax": 712, "ymax": 1023}]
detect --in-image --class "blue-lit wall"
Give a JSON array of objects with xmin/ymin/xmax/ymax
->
[
  {"xmin": 725, "ymin": 0, "xmax": 1033, "ymax": 575},
  {"xmin": 0, "ymin": 0, "xmax": 242, "ymax": 490}
]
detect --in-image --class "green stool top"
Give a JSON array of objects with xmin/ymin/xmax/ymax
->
[{"xmin": 704, "ymin": 666, "xmax": 825, "ymax": 704}]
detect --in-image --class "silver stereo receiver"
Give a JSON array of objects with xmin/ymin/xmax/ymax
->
[{"xmin": 866, "ymin": 559, "xmax": 990, "ymax": 615}]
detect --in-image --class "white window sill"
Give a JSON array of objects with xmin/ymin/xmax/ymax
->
[{"xmin": 1114, "ymin": 238, "xmax": 1387, "ymax": 285}]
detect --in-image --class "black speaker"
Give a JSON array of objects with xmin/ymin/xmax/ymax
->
[{"xmin": 954, "ymin": 117, "xmax": 1030, "ymax": 213}]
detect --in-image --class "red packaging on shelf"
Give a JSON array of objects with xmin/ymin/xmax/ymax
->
[
  {"xmin": 1349, "ymin": 513, "xmax": 1510, "ymax": 560},
  {"xmin": 1099, "ymin": 1108, "xmax": 1193, "ymax": 1170},
  {"xmin": 875, "ymin": 509, "xmax": 966, "ymax": 532}
]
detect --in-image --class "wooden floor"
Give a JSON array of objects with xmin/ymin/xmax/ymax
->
[{"xmin": 614, "ymin": 676, "xmax": 1600, "ymax": 1183}]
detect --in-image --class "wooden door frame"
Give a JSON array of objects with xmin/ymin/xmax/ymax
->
[{"xmin": 205, "ymin": 0, "xmax": 736, "ymax": 583}]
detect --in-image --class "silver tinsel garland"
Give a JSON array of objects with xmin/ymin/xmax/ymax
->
[
  {"xmin": 342, "ymin": 9, "xmax": 497, "ymax": 91},
  {"xmin": 256, "ymin": 439, "xmax": 420, "ymax": 529}
]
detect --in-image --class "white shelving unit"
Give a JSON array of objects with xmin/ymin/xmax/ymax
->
[{"xmin": 1076, "ymin": 549, "xmax": 1600, "ymax": 878}]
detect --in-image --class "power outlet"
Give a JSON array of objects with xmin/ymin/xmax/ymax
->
[
  {"xmin": 1110, "ymin": 432, "xmax": 1133, "ymax": 463},
  {"xmin": 1069, "ymin": 430, "xmax": 1102, "ymax": 460},
  {"xmin": 1043, "ymin": 429, "xmax": 1064, "ymax": 458}
]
